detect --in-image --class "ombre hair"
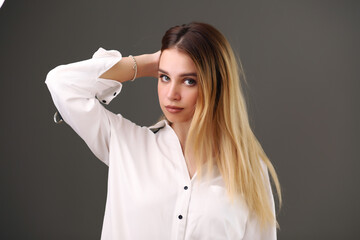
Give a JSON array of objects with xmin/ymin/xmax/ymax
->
[{"xmin": 161, "ymin": 22, "xmax": 282, "ymax": 228}]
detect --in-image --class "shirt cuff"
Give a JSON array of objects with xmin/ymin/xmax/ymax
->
[{"xmin": 93, "ymin": 47, "xmax": 123, "ymax": 105}]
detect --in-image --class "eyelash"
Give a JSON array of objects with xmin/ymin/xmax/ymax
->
[
  {"xmin": 159, "ymin": 74, "xmax": 197, "ymax": 86},
  {"xmin": 184, "ymin": 79, "xmax": 196, "ymax": 86},
  {"xmin": 159, "ymin": 74, "xmax": 170, "ymax": 82}
]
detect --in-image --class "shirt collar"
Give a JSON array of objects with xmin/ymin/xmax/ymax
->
[{"xmin": 148, "ymin": 119, "xmax": 169, "ymax": 133}]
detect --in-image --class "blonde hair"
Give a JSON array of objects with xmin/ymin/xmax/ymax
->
[{"xmin": 161, "ymin": 22, "xmax": 281, "ymax": 228}]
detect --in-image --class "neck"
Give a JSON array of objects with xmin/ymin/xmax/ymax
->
[{"xmin": 170, "ymin": 120, "xmax": 192, "ymax": 154}]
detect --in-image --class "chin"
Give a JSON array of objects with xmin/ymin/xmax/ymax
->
[
  {"xmin": 164, "ymin": 115, "xmax": 191, "ymax": 125},
  {"xmin": 163, "ymin": 114, "xmax": 176, "ymax": 123}
]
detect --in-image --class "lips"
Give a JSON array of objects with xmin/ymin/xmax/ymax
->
[{"xmin": 165, "ymin": 105, "xmax": 184, "ymax": 113}]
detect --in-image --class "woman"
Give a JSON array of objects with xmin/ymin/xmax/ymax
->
[{"xmin": 46, "ymin": 22, "xmax": 281, "ymax": 240}]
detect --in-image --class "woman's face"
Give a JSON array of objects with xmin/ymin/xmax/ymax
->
[{"xmin": 158, "ymin": 48, "xmax": 199, "ymax": 125}]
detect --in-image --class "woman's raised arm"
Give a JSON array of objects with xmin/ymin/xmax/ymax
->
[
  {"xmin": 45, "ymin": 48, "xmax": 159, "ymax": 165},
  {"xmin": 100, "ymin": 51, "xmax": 160, "ymax": 82}
]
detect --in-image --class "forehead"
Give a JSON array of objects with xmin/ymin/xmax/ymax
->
[{"xmin": 159, "ymin": 49, "xmax": 197, "ymax": 75}]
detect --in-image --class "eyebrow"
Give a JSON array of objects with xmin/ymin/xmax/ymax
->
[{"xmin": 158, "ymin": 68, "xmax": 197, "ymax": 77}]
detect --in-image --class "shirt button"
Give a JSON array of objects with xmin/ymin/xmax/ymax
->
[
  {"xmin": 184, "ymin": 186, "xmax": 188, "ymax": 190},
  {"xmin": 102, "ymin": 100, "xmax": 107, "ymax": 103},
  {"xmin": 113, "ymin": 92, "xmax": 116, "ymax": 96},
  {"xmin": 178, "ymin": 215, "xmax": 183, "ymax": 219}
]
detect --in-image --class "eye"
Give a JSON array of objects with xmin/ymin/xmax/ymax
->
[
  {"xmin": 159, "ymin": 74, "xmax": 170, "ymax": 82},
  {"xmin": 184, "ymin": 78, "xmax": 197, "ymax": 86}
]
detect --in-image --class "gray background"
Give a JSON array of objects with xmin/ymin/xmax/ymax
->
[{"xmin": 0, "ymin": 0, "xmax": 359, "ymax": 239}]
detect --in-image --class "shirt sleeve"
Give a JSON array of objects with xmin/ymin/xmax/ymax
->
[
  {"xmin": 45, "ymin": 47, "xmax": 123, "ymax": 165},
  {"xmin": 242, "ymin": 161, "xmax": 277, "ymax": 240}
]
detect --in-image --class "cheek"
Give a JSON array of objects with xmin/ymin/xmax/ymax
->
[
  {"xmin": 187, "ymin": 89, "xmax": 199, "ymax": 106},
  {"xmin": 157, "ymin": 83, "xmax": 165, "ymax": 104}
]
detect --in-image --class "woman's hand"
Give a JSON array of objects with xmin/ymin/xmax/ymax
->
[
  {"xmin": 100, "ymin": 50, "xmax": 161, "ymax": 83},
  {"xmin": 142, "ymin": 50, "xmax": 160, "ymax": 78}
]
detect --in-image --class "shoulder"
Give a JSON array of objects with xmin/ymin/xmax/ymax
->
[{"xmin": 108, "ymin": 115, "xmax": 169, "ymax": 140}]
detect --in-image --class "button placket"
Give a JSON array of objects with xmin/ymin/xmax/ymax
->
[
  {"xmin": 178, "ymin": 184, "xmax": 190, "ymax": 220},
  {"xmin": 175, "ymin": 180, "xmax": 193, "ymax": 240}
]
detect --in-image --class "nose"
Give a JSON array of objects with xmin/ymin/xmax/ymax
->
[{"xmin": 167, "ymin": 82, "xmax": 181, "ymax": 101}]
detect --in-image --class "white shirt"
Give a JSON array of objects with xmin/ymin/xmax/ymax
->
[{"xmin": 45, "ymin": 47, "xmax": 276, "ymax": 240}]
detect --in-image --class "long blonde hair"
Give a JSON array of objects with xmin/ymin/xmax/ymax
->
[{"xmin": 161, "ymin": 22, "xmax": 281, "ymax": 228}]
